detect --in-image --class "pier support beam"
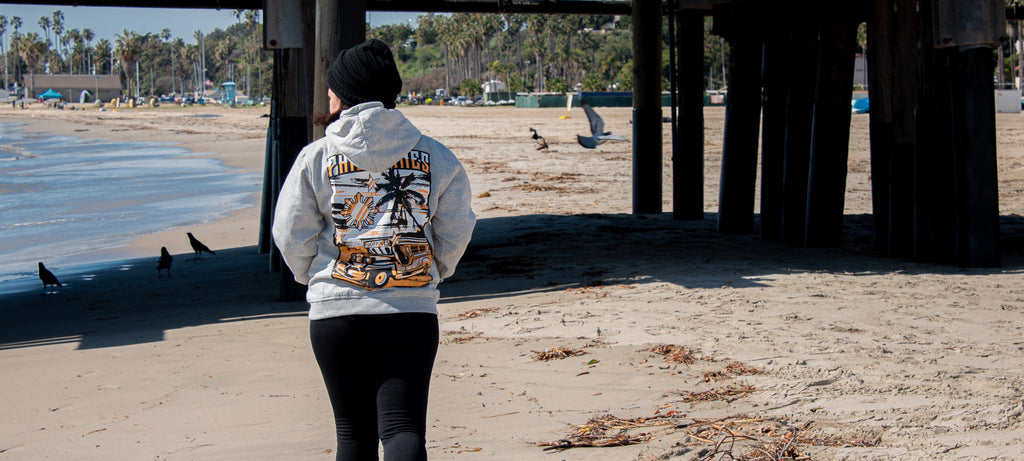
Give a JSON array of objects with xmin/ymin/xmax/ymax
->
[
  {"xmin": 804, "ymin": 22, "xmax": 857, "ymax": 247},
  {"xmin": 313, "ymin": 0, "xmax": 367, "ymax": 140},
  {"xmin": 948, "ymin": 47, "xmax": 1001, "ymax": 266},
  {"xmin": 781, "ymin": 25, "xmax": 818, "ymax": 245},
  {"xmin": 269, "ymin": 0, "xmax": 315, "ymax": 302},
  {"xmin": 631, "ymin": 0, "xmax": 663, "ymax": 214},
  {"xmin": 672, "ymin": 9, "xmax": 706, "ymax": 220},
  {"xmin": 912, "ymin": 0, "xmax": 957, "ymax": 263},
  {"xmin": 759, "ymin": 17, "xmax": 788, "ymax": 240},
  {"xmin": 866, "ymin": 0, "xmax": 894, "ymax": 252},
  {"xmin": 715, "ymin": 2, "xmax": 763, "ymax": 233}
]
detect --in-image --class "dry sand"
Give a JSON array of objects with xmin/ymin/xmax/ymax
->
[{"xmin": 1, "ymin": 102, "xmax": 1023, "ymax": 460}]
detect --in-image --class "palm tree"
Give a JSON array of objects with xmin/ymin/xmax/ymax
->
[
  {"xmin": 172, "ymin": 38, "xmax": 185, "ymax": 93},
  {"xmin": 243, "ymin": 9, "xmax": 258, "ymax": 98},
  {"xmin": 115, "ymin": 29, "xmax": 141, "ymax": 98},
  {"xmin": 65, "ymin": 28, "xmax": 80, "ymax": 74},
  {"xmin": 51, "ymin": 10, "xmax": 64, "ymax": 72},
  {"xmin": 433, "ymin": 14, "xmax": 455, "ymax": 90},
  {"xmin": 17, "ymin": 32, "xmax": 45, "ymax": 80},
  {"xmin": 0, "ymin": 15, "xmax": 8, "ymax": 90},
  {"xmin": 194, "ymin": 30, "xmax": 206, "ymax": 94},
  {"xmin": 524, "ymin": 15, "xmax": 548, "ymax": 92},
  {"xmin": 159, "ymin": 29, "xmax": 175, "ymax": 94},
  {"xmin": 10, "ymin": 16, "xmax": 21, "ymax": 85},
  {"xmin": 82, "ymin": 28, "xmax": 94, "ymax": 73},
  {"xmin": 375, "ymin": 168, "xmax": 427, "ymax": 229},
  {"xmin": 37, "ymin": 16, "xmax": 50, "ymax": 73},
  {"xmin": 501, "ymin": 14, "xmax": 527, "ymax": 75},
  {"xmin": 93, "ymin": 38, "xmax": 111, "ymax": 75},
  {"xmin": 213, "ymin": 38, "xmax": 233, "ymax": 82}
]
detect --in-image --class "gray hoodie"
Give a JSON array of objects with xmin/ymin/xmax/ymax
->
[{"xmin": 273, "ymin": 102, "xmax": 475, "ymax": 319}]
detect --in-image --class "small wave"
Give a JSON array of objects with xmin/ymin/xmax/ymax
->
[
  {"xmin": 0, "ymin": 217, "xmax": 80, "ymax": 229},
  {"xmin": 0, "ymin": 143, "xmax": 39, "ymax": 159}
]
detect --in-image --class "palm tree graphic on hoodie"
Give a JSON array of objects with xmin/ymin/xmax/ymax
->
[
  {"xmin": 375, "ymin": 168, "xmax": 427, "ymax": 229},
  {"xmin": 328, "ymin": 152, "xmax": 434, "ymax": 290}
]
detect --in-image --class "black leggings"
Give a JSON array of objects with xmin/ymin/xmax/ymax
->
[{"xmin": 309, "ymin": 313, "xmax": 439, "ymax": 461}]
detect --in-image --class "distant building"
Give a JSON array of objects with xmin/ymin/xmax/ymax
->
[
  {"xmin": 854, "ymin": 54, "xmax": 867, "ymax": 88},
  {"xmin": 22, "ymin": 74, "xmax": 122, "ymax": 102},
  {"xmin": 483, "ymin": 80, "xmax": 506, "ymax": 93}
]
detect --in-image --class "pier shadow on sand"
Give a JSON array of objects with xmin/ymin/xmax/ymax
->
[
  {"xmin": 3, "ymin": 212, "xmax": 1023, "ymax": 351},
  {"xmin": 0, "ymin": 246, "xmax": 307, "ymax": 351},
  {"xmin": 441, "ymin": 212, "xmax": 1024, "ymax": 304}
]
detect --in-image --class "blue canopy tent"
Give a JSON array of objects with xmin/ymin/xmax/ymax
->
[
  {"xmin": 851, "ymin": 97, "xmax": 870, "ymax": 114},
  {"xmin": 37, "ymin": 88, "xmax": 63, "ymax": 100}
]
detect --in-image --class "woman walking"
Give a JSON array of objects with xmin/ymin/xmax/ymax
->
[{"xmin": 273, "ymin": 38, "xmax": 476, "ymax": 460}]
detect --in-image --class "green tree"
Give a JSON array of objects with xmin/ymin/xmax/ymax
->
[
  {"xmin": 81, "ymin": 28, "xmax": 94, "ymax": 73},
  {"xmin": 415, "ymin": 14, "xmax": 439, "ymax": 45},
  {"xmin": 94, "ymin": 38, "xmax": 112, "ymax": 75},
  {"xmin": 115, "ymin": 29, "xmax": 141, "ymax": 98},
  {"xmin": 524, "ymin": 15, "xmax": 548, "ymax": 91},
  {"xmin": 547, "ymin": 76, "xmax": 568, "ymax": 93},
  {"xmin": 17, "ymin": 32, "xmax": 45, "ymax": 77},
  {"xmin": 616, "ymin": 59, "xmax": 633, "ymax": 91},
  {"xmin": 460, "ymin": 77, "xmax": 481, "ymax": 98},
  {"xmin": 581, "ymin": 73, "xmax": 606, "ymax": 92},
  {"xmin": 8, "ymin": 16, "xmax": 22, "ymax": 84},
  {"xmin": 36, "ymin": 16, "xmax": 49, "ymax": 72},
  {"xmin": 488, "ymin": 60, "xmax": 515, "ymax": 99},
  {"xmin": 0, "ymin": 15, "xmax": 8, "ymax": 89},
  {"xmin": 65, "ymin": 28, "xmax": 80, "ymax": 73},
  {"xmin": 51, "ymin": 10, "xmax": 64, "ymax": 72},
  {"xmin": 369, "ymin": 22, "xmax": 413, "ymax": 52}
]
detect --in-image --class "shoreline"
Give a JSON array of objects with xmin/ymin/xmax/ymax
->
[{"xmin": 0, "ymin": 105, "xmax": 269, "ymax": 286}]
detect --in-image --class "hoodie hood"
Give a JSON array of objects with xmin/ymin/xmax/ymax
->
[{"xmin": 324, "ymin": 101, "xmax": 422, "ymax": 172}]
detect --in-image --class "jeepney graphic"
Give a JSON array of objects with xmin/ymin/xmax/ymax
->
[
  {"xmin": 332, "ymin": 232, "xmax": 433, "ymax": 289},
  {"xmin": 327, "ymin": 150, "xmax": 434, "ymax": 290}
]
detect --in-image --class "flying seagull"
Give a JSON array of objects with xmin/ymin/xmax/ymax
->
[
  {"xmin": 529, "ymin": 127, "xmax": 549, "ymax": 151},
  {"xmin": 157, "ymin": 247, "xmax": 173, "ymax": 277},
  {"xmin": 576, "ymin": 103, "xmax": 627, "ymax": 149},
  {"xmin": 187, "ymin": 232, "xmax": 216, "ymax": 260},
  {"xmin": 38, "ymin": 262, "xmax": 63, "ymax": 293}
]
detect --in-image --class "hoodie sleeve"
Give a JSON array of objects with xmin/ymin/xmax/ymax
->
[
  {"xmin": 272, "ymin": 148, "xmax": 324, "ymax": 285},
  {"xmin": 430, "ymin": 159, "xmax": 476, "ymax": 281}
]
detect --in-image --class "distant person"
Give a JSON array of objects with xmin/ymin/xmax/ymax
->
[{"xmin": 273, "ymin": 38, "xmax": 475, "ymax": 461}]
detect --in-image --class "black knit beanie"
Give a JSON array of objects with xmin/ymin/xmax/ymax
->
[{"xmin": 326, "ymin": 38, "xmax": 402, "ymax": 109}]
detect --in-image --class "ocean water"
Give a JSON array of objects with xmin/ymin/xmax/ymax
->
[{"xmin": 0, "ymin": 122, "xmax": 262, "ymax": 294}]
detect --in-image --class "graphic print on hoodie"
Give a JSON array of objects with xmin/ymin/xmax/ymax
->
[{"xmin": 327, "ymin": 149, "xmax": 433, "ymax": 290}]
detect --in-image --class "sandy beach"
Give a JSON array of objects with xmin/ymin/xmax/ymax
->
[{"xmin": 1, "ymin": 101, "xmax": 1023, "ymax": 460}]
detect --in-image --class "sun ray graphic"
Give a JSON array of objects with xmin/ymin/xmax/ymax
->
[{"xmin": 340, "ymin": 192, "xmax": 378, "ymax": 229}]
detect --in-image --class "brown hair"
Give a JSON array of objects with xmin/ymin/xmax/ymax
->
[{"xmin": 312, "ymin": 110, "xmax": 340, "ymax": 127}]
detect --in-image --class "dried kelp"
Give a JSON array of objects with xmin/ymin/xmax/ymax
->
[
  {"xmin": 456, "ymin": 307, "xmax": 499, "ymax": 319},
  {"xmin": 724, "ymin": 361, "xmax": 762, "ymax": 376},
  {"xmin": 538, "ymin": 414, "xmax": 673, "ymax": 450},
  {"xmin": 682, "ymin": 384, "xmax": 758, "ymax": 403},
  {"xmin": 534, "ymin": 346, "xmax": 588, "ymax": 361},
  {"xmin": 540, "ymin": 413, "xmax": 879, "ymax": 457},
  {"xmin": 646, "ymin": 344, "xmax": 703, "ymax": 364}
]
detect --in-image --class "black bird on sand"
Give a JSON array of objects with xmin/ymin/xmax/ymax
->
[
  {"xmin": 187, "ymin": 232, "xmax": 216, "ymax": 260},
  {"xmin": 157, "ymin": 247, "xmax": 173, "ymax": 277},
  {"xmin": 529, "ymin": 127, "xmax": 549, "ymax": 151},
  {"xmin": 576, "ymin": 102, "xmax": 627, "ymax": 149},
  {"xmin": 38, "ymin": 262, "xmax": 63, "ymax": 293}
]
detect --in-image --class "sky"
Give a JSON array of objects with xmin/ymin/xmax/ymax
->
[{"xmin": 0, "ymin": 5, "xmax": 422, "ymax": 44}]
